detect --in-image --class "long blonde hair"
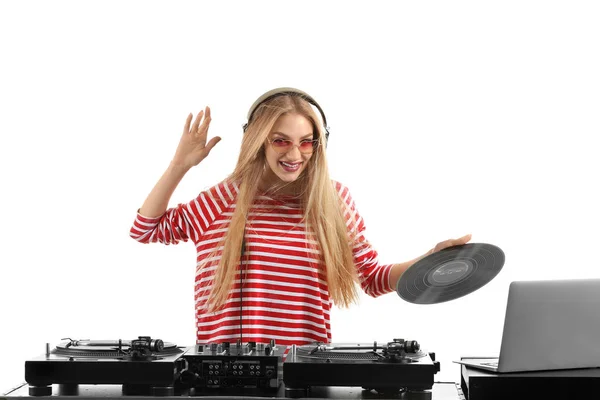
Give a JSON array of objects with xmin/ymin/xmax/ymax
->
[{"xmin": 204, "ymin": 94, "xmax": 360, "ymax": 311}]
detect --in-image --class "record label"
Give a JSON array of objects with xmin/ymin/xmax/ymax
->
[{"xmin": 429, "ymin": 260, "xmax": 473, "ymax": 285}]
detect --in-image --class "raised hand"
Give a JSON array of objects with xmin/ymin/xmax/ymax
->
[{"xmin": 172, "ymin": 106, "xmax": 221, "ymax": 169}]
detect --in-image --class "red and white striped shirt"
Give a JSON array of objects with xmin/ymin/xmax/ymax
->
[{"xmin": 130, "ymin": 180, "xmax": 394, "ymax": 346}]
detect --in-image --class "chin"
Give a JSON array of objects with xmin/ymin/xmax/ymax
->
[{"xmin": 275, "ymin": 173, "xmax": 301, "ymax": 183}]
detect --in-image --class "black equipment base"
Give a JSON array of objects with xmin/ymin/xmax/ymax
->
[{"xmin": 460, "ymin": 357, "xmax": 600, "ymax": 400}]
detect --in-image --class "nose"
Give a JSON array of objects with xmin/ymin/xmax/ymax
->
[{"xmin": 285, "ymin": 144, "xmax": 302, "ymax": 158}]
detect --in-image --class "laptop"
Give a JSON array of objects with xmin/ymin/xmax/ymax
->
[{"xmin": 454, "ymin": 279, "xmax": 600, "ymax": 373}]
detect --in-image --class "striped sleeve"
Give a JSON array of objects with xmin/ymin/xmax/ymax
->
[
  {"xmin": 129, "ymin": 180, "xmax": 238, "ymax": 245},
  {"xmin": 334, "ymin": 181, "xmax": 395, "ymax": 297}
]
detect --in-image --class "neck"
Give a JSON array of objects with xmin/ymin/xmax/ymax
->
[{"xmin": 259, "ymin": 170, "xmax": 303, "ymax": 196}]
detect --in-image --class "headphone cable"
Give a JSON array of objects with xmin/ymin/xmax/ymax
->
[{"xmin": 239, "ymin": 228, "xmax": 246, "ymax": 348}]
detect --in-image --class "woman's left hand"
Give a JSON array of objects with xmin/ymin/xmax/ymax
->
[{"xmin": 430, "ymin": 234, "xmax": 472, "ymax": 255}]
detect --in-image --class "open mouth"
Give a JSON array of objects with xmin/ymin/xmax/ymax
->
[{"xmin": 279, "ymin": 161, "xmax": 302, "ymax": 172}]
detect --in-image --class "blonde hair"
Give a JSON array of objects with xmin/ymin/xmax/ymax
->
[{"xmin": 204, "ymin": 94, "xmax": 360, "ymax": 311}]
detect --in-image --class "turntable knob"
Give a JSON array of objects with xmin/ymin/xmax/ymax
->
[
  {"xmin": 392, "ymin": 338, "xmax": 420, "ymax": 353},
  {"xmin": 150, "ymin": 339, "xmax": 164, "ymax": 352},
  {"xmin": 405, "ymin": 340, "xmax": 420, "ymax": 353}
]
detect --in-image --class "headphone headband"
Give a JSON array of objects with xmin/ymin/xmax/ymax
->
[{"xmin": 243, "ymin": 87, "xmax": 330, "ymax": 142}]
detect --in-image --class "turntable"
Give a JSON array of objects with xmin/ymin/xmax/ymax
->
[
  {"xmin": 24, "ymin": 336, "xmax": 185, "ymax": 396},
  {"xmin": 283, "ymin": 338, "xmax": 440, "ymax": 397}
]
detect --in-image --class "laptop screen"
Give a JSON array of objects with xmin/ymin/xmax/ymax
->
[{"xmin": 497, "ymin": 279, "xmax": 600, "ymax": 372}]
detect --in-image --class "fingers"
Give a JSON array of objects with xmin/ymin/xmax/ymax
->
[
  {"xmin": 192, "ymin": 106, "xmax": 212, "ymax": 136},
  {"xmin": 448, "ymin": 234, "xmax": 471, "ymax": 247},
  {"xmin": 183, "ymin": 113, "xmax": 193, "ymax": 133},
  {"xmin": 198, "ymin": 106, "xmax": 212, "ymax": 135},
  {"xmin": 433, "ymin": 234, "xmax": 472, "ymax": 253},
  {"xmin": 458, "ymin": 233, "xmax": 472, "ymax": 244},
  {"xmin": 190, "ymin": 110, "xmax": 205, "ymax": 134},
  {"xmin": 205, "ymin": 136, "xmax": 222, "ymax": 152}
]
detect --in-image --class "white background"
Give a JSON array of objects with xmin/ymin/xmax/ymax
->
[{"xmin": 1, "ymin": 0, "xmax": 599, "ymax": 392}]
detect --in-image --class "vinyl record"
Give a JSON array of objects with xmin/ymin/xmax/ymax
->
[{"xmin": 396, "ymin": 243, "xmax": 504, "ymax": 304}]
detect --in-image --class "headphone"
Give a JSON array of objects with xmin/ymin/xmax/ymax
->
[{"xmin": 242, "ymin": 87, "xmax": 330, "ymax": 144}]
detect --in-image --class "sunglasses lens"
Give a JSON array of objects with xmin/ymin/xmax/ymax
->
[
  {"xmin": 299, "ymin": 141, "xmax": 315, "ymax": 153},
  {"xmin": 272, "ymin": 139, "xmax": 292, "ymax": 152}
]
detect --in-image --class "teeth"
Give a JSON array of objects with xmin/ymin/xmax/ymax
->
[{"xmin": 281, "ymin": 162, "xmax": 300, "ymax": 168}]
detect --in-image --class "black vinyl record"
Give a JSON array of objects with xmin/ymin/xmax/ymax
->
[{"xmin": 396, "ymin": 243, "xmax": 505, "ymax": 304}]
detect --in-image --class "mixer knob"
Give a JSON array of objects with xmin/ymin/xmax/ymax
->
[{"xmin": 248, "ymin": 341, "xmax": 256, "ymax": 350}]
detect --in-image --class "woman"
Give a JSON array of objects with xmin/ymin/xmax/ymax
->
[{"xmin": 130, "ymin": 87, "xmax": 471, "ymax": 346}]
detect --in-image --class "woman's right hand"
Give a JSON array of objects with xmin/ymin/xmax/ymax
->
[{"xmin": 172, "ymin": 106, "xmax": 221, "ymax": 170}]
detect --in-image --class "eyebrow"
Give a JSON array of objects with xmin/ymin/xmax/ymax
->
[{"xmin": 271, "ymin": 131, "xmax": 314, "ymax": 139}]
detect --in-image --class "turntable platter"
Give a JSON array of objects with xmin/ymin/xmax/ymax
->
[{"xmin": 53, "ymin": 337, "xmax": 182, "ymax": 358}]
